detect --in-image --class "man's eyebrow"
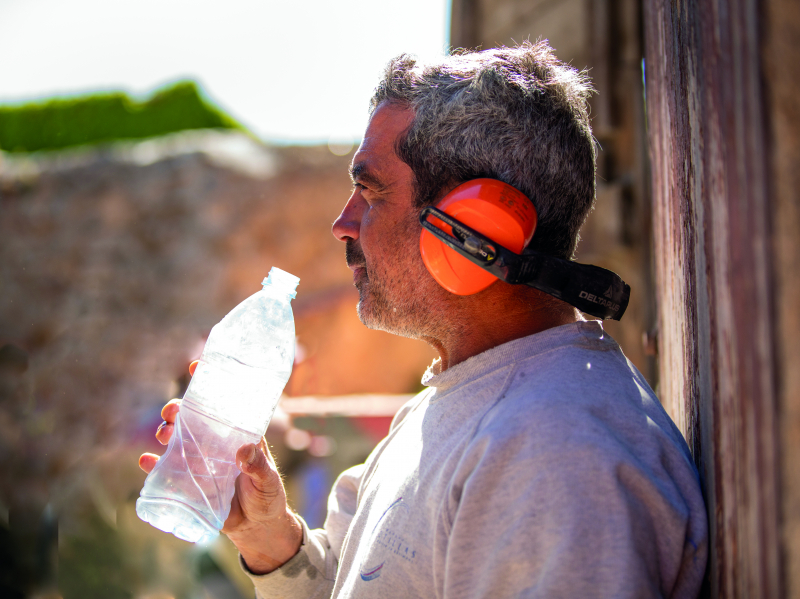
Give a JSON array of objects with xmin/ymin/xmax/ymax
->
[{"xmin": 349, "ymin": 162, "xmax": 383, "ymax": 189}]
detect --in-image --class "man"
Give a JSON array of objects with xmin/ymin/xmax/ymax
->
[{"xmin": 141, "ymin": 42, "xmax": 708, "ymax": 597}]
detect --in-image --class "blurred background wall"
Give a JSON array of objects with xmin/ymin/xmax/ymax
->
[
  {"xmin": 0, "ymin": 1, "xmax": 451, "ymax": 596},
  {"xmin": 0, "ymin": 131, "xmax": 435, "ymax": 598}
]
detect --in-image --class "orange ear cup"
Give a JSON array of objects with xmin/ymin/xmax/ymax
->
[{"xmin": 420, "ymin": 179, "xmax": 537, "ymax": 295}]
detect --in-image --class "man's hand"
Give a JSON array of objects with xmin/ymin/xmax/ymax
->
[{"xmin": 138, "ymin": 361, "xmax": 303, "ymax": 574}]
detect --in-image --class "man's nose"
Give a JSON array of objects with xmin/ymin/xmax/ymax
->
[{"xmin": 332, "ymin": 193, "xmax": 364, "ymax": 242}]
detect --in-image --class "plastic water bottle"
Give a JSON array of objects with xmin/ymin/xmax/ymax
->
[{"xmin": 136, "ymin": 267, "xmax": 299, "ymax": 543}]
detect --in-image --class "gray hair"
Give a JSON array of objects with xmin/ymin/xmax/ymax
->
[{"xmin": 370, "ymin": 41, "xmax": 596, "ymax": 260}]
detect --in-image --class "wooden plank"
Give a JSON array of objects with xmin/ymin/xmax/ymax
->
[
  {"xmin": 762, "ymin": 0, "xmax": 800, "ymax": 594},
  {"xmin": 643, "ymin": 0, "xmax": 782, "ymax": 595}
]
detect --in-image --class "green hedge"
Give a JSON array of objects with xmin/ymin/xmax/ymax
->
[{"xmin": 0, "ymin": 81, "xmax": 244, "ymax": 153}]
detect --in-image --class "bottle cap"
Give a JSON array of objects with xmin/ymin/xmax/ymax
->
[{"xmin": 262, "ymin": 267, "xmax": 300, "ymax": 298}]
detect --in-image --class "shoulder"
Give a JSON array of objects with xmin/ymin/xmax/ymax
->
[
  {"xmin": 456, "ymin": 328, "xmax": 701, "ymax": 515},
  {"xmin": 438, "ymin": 325, "xmax": 708, "ymax": 597},
  {"xmin": 479, "ymin": 327, "xmax": 689, "ymax": 462}
]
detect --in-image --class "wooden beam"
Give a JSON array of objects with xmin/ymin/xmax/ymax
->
[{"xmin": 643, "ymin": 0, "xmax": 783, "ymax": 595}]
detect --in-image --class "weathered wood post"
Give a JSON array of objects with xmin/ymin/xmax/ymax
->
[{"xmin": 643, "ymin": 0, "xmax": 800, "ymax": 595}]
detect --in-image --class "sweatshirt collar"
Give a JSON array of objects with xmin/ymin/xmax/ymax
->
[{"xmin": 421, "ymin": 320, "xmax": 606, "ymax": 393}]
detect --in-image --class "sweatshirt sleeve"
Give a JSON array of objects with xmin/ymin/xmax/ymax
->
[{"xmin": 242, "ymin": 464, "xmax": 365, "ymax": 599}]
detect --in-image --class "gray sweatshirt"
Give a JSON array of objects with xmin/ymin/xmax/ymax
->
[{"xmin": 245, "ymin": 321, "xmax": 708, "ymax": 598}]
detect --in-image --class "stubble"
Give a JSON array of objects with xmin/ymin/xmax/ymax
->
[{"xmin": 345, "ymin": 227, "xmax": 444, "ymax": 340}]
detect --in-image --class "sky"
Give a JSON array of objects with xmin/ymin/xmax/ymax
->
[{"xmin": 0, "ymin": 0, "xmax": 450, "ymax": 144}]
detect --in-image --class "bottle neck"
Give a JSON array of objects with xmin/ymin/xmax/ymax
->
[
  {"xmin": 261, "ymin": 285, "xmax": 295, "ymax": 300},
  {"xmin": 262, "ymin": 269, "xmax": 299, "ymax": 298}
]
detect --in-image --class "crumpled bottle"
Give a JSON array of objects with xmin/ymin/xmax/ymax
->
[{"xmin": 136, "ymin": 267, "xmax": 299, "ymax": 542}]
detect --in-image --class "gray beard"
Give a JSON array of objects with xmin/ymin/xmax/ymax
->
[
  {"xmin": 356, "ymin": 272, "xmax": 420, "ymax": 338},
  {"xmin": 356, "ymin": 262, "xmax": 468, "ymax": 345},
  {"xmin": 346, "ymin": 240, "xmax": 433, "ymax": 339}
]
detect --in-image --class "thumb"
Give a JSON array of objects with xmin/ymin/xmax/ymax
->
[{"xmin": 236, "ymin": 442, "xmax": 277, "ymax": 491}]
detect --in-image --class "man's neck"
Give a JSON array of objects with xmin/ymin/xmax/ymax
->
[{"xmin": 422, "ymin": 286, "xmax": 582, "ymax": 372}]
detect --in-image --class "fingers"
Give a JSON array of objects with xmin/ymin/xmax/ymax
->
[
  {"xmin": 154, "ymin": 360, "xmax": 194, "ymax": 447},
  {"xmin": 154, "ymin": 398, "xmax": 182, "ymax": 445},
  {"xmin": 155, "ymin": 420, "xmax": 174, "ymax": 445},
  {"xmin": 161, "ymin": 398, "xmax": 181, "ymax": 423},
  {"xmin": 140, "ymin": 361, "xmax": 194, "ymax": 476},
  {"xmin": 139, "ymin": 453, "xmax": 159, "ymax": 473}
]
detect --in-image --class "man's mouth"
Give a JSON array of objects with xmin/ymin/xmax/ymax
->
[
  {"xmin": 352, "ymin": 267, "xmax": 367, "ymax": 287},
  {"xmin": 346, "ymin": 240, "xmax": 367, "ymax": 279},
  {"xmin": 350, "ymin": 263, "xmax": 369, "ymax": 289}
]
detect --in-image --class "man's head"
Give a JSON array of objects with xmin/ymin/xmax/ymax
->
[
  {"xmin": 333, "ymin": 42, "xmax": 593, "ymax": 346},
  {"xmin": 370, "ymin": 41, "xmax": 596, "ymax": 260}
]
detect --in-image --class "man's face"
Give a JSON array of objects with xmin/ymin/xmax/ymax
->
[{"xmin": 331, "ymin": 103, "xmax": 446, "ymax": 338}]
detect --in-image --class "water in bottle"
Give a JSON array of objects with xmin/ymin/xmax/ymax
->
[{"xmin": 136, "ymin": 267, "xmax": 299, "ymax": 542}]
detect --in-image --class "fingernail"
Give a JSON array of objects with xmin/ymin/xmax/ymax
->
[{"xmin": 246, "ymin": 444, "xmax": 257, "ymax": 465}]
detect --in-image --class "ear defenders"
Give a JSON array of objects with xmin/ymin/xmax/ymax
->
[
  {"xmin": 419, "ymin": 179, "xmax": 631, "ymax": 320},
  {"xmin": 420, "ymin": 179, "xmax": 536, "ymax": 295}
]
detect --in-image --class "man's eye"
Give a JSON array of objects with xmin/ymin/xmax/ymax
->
[{"xmin": 353, "ymin": 182, "xmax": 367, "ymax": 191}]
